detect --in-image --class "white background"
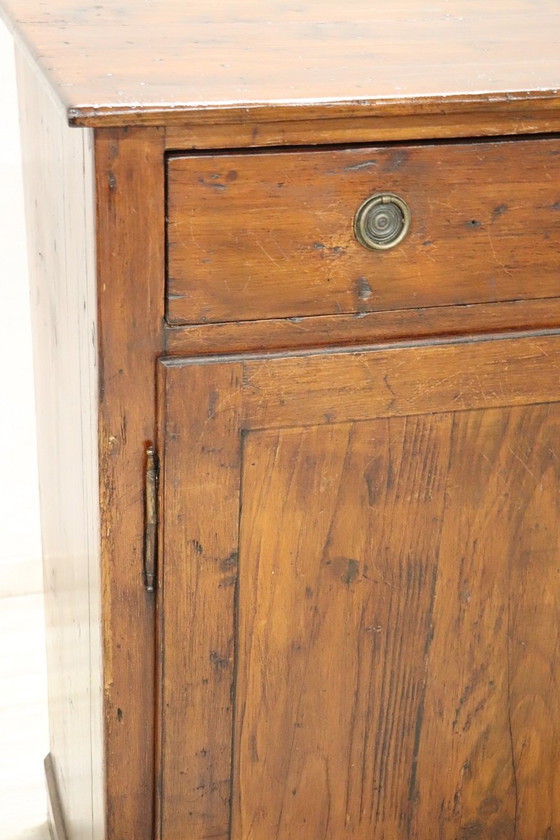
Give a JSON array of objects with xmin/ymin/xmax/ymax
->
[
  {"xmin": 0, "ymin": 18, "xmax": 50, "ymax": 840},
  {"xmin": 0, "ymin": 19, "xmax": 42, "ymax": 596}
]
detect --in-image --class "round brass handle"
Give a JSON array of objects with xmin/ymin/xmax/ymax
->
[{"xmin": 354, "ymin": 193, "xmax": 411, "ymax": 251}]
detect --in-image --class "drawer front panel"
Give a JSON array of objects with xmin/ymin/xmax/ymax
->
[{"xmin": 167, "ymin": 138, "xmax": 560, "ymax": 325}]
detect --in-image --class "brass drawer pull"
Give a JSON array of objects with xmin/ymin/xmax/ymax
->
[{"xmin": 354, "ymin": 192, "xmax": 411, "ymax": 250}]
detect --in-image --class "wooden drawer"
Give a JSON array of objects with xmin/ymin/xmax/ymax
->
[{"xmin": 167, "ymin": 138, "xmax": 560, "ymax": 326}]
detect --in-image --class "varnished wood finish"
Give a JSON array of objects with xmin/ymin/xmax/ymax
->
[
  {"xmin": 16, "ymin": 45, "xmax": 104, "ymax": 840},
  {"xmin": 234, "ymin": 406, "xmax": 560, "ymax": 839},
  {"xmin": 165, "ymin": 111, "xmax": 560, "ymax": 151},
  {"xmin": 160, "ymin": 334, "xmax": 560, "ymax": 437},
  {"xmin": 165, "ymin": 299, "xmax": 560, "ymax": 357},
  {"xmin": 45, "ymin": 754, "xmax": 69, "ymax": 840},
  {"xmin": 3, "ymin": 1, "xmax": 560, "ymax": 131},
  {"xmin": 17, "ymin": 77, "xmax": 166, "ymax": 837},
  {"xmin": 406, "ymin": 406, "xmax": 560, "ymax": 838},
  {"xmin": 8, "ymin": 1, "xmax": 560, "ymax": 836},
  {"xmin": 95, "ymin": 127, "xmax": 166, "ymax": 840},
  {"xmin": 158, "ymin": 333, "xmax": 560, "ymax": 839},
  {"xmin": 156, "ymin": 365, "xmax": 243, "ymax": 840},
  {"xmin": 167, "ymin": 139, "xmax": 560, "ymax": 325},
  {"xmin": 237, "ymin": 336, "xmax": 560, "ymax": 427}
]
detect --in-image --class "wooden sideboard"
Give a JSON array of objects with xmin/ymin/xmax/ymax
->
[{"xmin": 3, "ymin": 2, "xmax": 560, "ymax": 838}]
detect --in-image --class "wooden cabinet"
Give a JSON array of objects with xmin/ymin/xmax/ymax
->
[{"xmin": 3, "ymin": 2, "xmax": 560, "ymax": 838}]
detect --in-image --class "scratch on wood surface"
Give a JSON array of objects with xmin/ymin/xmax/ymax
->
[
  {"xmin": 255, "ymin": 239, "xmax": 282, "ymax": 266},
  {"xmin": 507, "ymin": 445, "xmax": 539, "ymax": 483},
  {"xmin": 485, "ymin": 226, "xmax": 513, "ymax": 277},
  {"xmin": 189, "ymin": 208, "xmax": 204, "ymax": 251}
]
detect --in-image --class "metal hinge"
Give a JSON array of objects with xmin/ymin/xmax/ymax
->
[{"xmin": 143, "ymin": 445, "xmax": 159, "ymax": 592}]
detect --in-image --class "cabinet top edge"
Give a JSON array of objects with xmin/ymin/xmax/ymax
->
[{"xmin": 2, "ymin": 0, "xmax": 560, "ymax": 131}]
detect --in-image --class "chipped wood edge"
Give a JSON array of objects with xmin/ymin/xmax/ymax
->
[{"xmin": 45, "ymin": 754, "xmax": 69, "ymax": 840}]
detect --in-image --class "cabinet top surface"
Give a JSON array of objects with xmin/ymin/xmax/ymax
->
[{"xmin": 2, "ymin": 0, "xmax": 560, "ymax": 128}]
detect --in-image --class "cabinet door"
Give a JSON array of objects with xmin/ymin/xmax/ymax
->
[{"xmin": 156, "ymin": 335, "xmax": 560, "ymax": 840}]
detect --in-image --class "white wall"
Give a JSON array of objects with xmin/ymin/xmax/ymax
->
[{"xmin": 0, "ymin": 21, "xmax": 43, "ymax": 596}]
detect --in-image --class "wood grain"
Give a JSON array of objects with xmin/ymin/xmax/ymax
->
[
  {"xmin": 234, "ymin": 419, "xmax": 449, "ymax": 839},
  {"xmin": 165, "ymin": 299, "xmax": 560, "ymax": 357},
  {"xmin": 16, "ymin": 44, "xmax": 104, "ymax": 840},
  {"xmin": 409, "ymin": 405, "xmax": 560, "ymax": 837},
  {"xmin": 164, "ymin": 107, "xmax": 560, "ymax": 151},
  {"xmin": 157, "ymin": 363, "xmax": 244, "ymax": 840},
  {"xmin": 169, "ymin": 333, "xmax": 560, "ymax": 431},
  {"xmin": 11, "ymin": 2, "xmax": 560, "ymax": 835},
  {"xmin": 17, "ymin": 67, "xmax": 166, "ymax": 836},
  {"xmin": 158, "ymin": 332, "xmax": 560, "ymax": 839},
  {"xmin": 233, "ymin": 405, "xmax": 560, "ymax": 839},
  {"xmin": 167, "ymin": 139, "xmax": 560, "ymax": 325},
  {"xmin": 3, "ymin": 0, "xmax": 560, "ymax": 130},
  {"xmin": 95, "ymin": 126, "xmax": 166, "ymax": 840}
]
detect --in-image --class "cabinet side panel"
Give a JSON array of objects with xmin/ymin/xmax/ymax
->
[{"xmin": 15, "ymin": 45, "xmax": 104, "ymax": 840}]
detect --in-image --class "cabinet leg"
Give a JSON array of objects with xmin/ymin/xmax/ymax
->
[{"xmin": 45, "ymin": 754, "xmax": 69, "ymax": 840}]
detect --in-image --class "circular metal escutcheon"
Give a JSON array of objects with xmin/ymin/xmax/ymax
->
[{"xmin": 354, "ymin": 192, "xmax": 411, "ymax": 251}]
